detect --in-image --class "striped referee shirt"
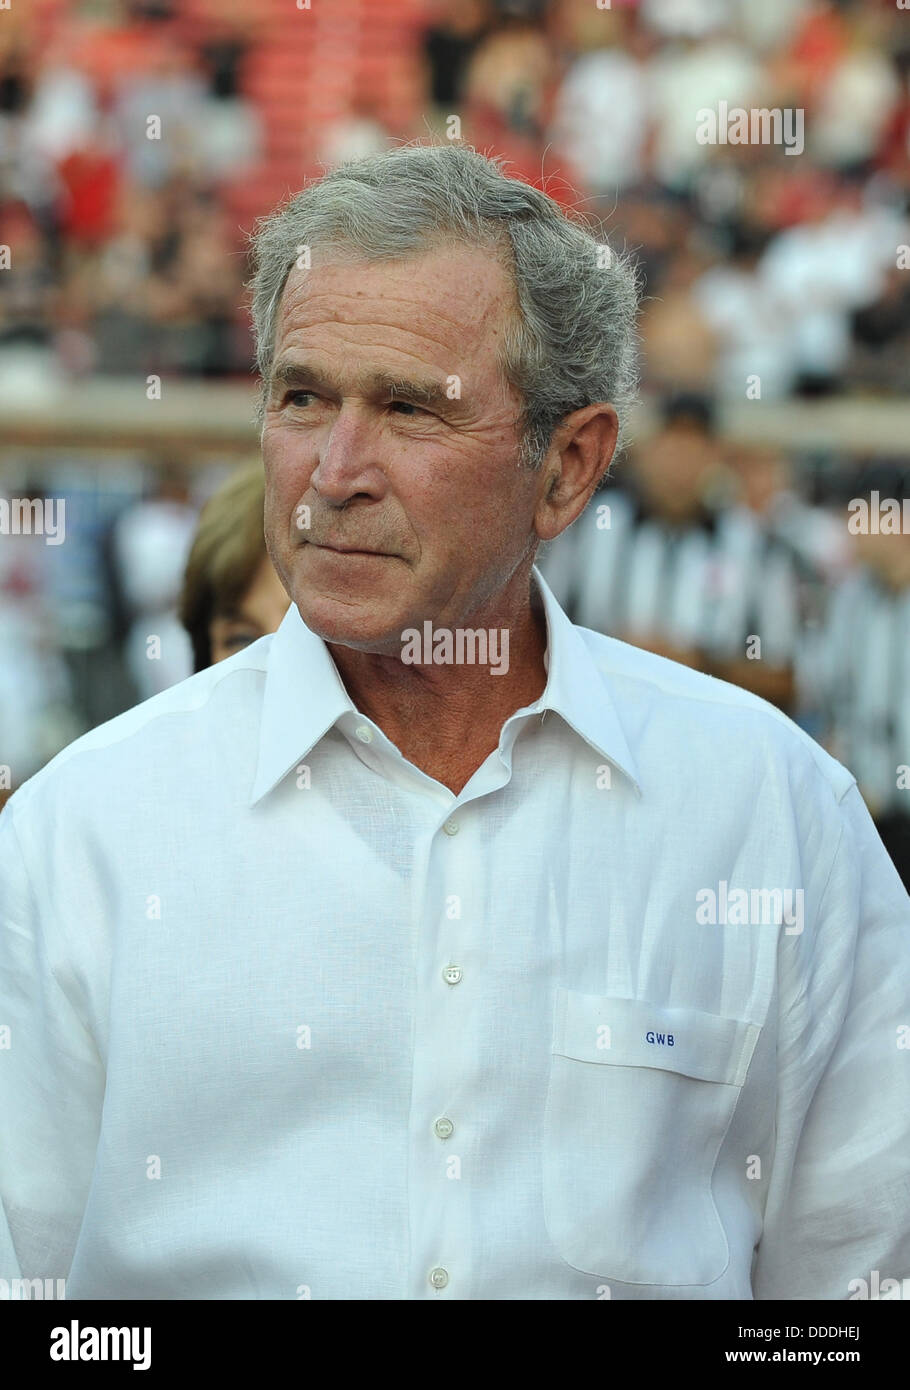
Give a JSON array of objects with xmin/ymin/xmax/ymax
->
[
  {"xmin": 537, "ymin": 484, "xmax": 804, "ymax": 671},
  {"xmin": 817, "ymin": 566, "xmax": 910, "ymax": 819}
]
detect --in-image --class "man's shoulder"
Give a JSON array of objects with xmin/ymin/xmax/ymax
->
[
  {"xmin": 6, "ymin": 638, "xmax": 273, "ymax": 819},
  {"xmin": 576, "ymin": 624, "xmax": 856, "ymax": 805}
]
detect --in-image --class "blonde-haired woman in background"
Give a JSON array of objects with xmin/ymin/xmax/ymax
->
[{"xmin": 180, "ymin": 462, "xmax": 289, "ymax": 672}]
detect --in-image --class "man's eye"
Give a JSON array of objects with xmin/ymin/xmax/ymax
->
[{"xmin": 283, "ymin": 392, "xmax": 431, "ymax": 417}]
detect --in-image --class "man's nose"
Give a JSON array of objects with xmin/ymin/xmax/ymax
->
[{"xmin": 310, "ymin": 406, "xmax": 387, "ymax": 505}]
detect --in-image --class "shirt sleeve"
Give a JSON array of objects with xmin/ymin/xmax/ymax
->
[
  {"xmin": 0, "ymin": 799, "xmax": 105, "ymax": 1286},
  {"xmin": 753, "ymin": 782, "xmax": 910, "ymax": 1298}
]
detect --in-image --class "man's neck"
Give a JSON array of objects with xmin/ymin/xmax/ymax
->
[{"xmin": 327, "ymin": 579, "xmax": 550, "ymax": 795}]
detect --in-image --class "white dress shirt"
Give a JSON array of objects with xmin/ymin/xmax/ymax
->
[{"xmin": 1, "ymin": 566, "xmax": 908, "ymax": 1300}]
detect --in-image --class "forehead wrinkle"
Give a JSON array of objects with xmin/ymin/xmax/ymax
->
[
  {"xmin": 276, "ymin": 265, "xmax": 516, "ymax": 351},
  {"xmin": 277, "ymin": 298, "xmax": 499, "ymax": 365},
  {"xmin": 278, "ymin": 309, "xmax": 472, "ymax": 359}
]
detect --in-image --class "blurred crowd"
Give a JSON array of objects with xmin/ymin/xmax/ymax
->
[
  {"xmin": 2, "ymin": 0, "xmax": 910, "ymax": 874},
  {"xmin": 3, "ymin": 0, "xmax": 909, "ymax": 393}
]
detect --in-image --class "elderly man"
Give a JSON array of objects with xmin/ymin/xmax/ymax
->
[{"xmin": 1, "ymin": 144, "xmax": 908, "ymax": 1302}]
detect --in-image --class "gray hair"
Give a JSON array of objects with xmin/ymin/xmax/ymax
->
[{"xmin": 246, "ymin": 141, "xmax": 640, "ymax": 471}]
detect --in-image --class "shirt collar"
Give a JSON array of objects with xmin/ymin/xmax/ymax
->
[
  {"xmin": 528, "ymin": 564, "xmax": 641, "ymax": 794},
  {"xmin": 250, "ymin": 562, "xmax": 641, "ymax": 805}
]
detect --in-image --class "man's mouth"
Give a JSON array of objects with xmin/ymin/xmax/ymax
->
[{"xmin": 311, "ymin": 541, "xmax": 388, "ymax": 557}]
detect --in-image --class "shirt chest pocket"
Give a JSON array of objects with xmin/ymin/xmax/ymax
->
[{"xmin": 542, "ymin": 988, "xmax": 761, "ymax": 1288}]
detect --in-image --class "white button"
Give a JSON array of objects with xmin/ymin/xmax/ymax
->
[
  {"xmin": 434, "ymin": 1116, "xmax": 454, "ymax": 1140},
  {"xmin": 443, "ymin": 965, "xmax": 462, "ymax": 986},
  {"xmin": 443, "ymin": 819, "xmax": 459, "ymax": 836},
  {"xmin": 429, "ymin": 1267, "xmax": 449, "ymax": 1289},
  {"xmin": 355, "ymin": 726, "xmax": 373, "ymax": 743}
]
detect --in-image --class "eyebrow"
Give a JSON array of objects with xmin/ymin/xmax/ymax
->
[{"xmin": 268, "ymin": 359, "xmax": 456, "ymax": 412}]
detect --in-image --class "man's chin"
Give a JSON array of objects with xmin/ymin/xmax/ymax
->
[{"xmin": 294, "ymin": 592, "xmax": 406, "ymax": 655}]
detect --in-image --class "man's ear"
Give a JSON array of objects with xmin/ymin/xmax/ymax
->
[{"xmin": 534, "ymin": 404, "xmax": 618, "ymax": 544}]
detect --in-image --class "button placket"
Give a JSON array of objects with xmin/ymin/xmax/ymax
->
[{"xmin": 406, "ymin": 809, "xmax": 479, "ymax": 1297}]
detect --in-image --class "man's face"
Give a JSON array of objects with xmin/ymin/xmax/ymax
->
[{"xmin": 261, "ymin": 243, "xmax": 544, "ymax": 655}]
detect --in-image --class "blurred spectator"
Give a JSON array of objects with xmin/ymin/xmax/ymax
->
[
  {"xmin": 756, "ymin": 177, "xmax": 909, "ymax": 393},
  {"xmin": 0, "ymin": 482, "xmax": 82, "ymax": 804},
  {"xmin": 113, "ymin": 43, "xmax": 211, "ymax": 188},
  {"xmin": 0, "ymin": 202, "xmax": 61, "ymax": 398},
  {"xmin": 316, "ymin": 93, "xmax": 392, "ymax": 170},
  {"xmin": 423, "ymin": 0, "xmax": 493, "ymax": 113},
  {"xmin": 538, "ymin": 393, "xmax": 808, "ymax": 713},
  {"xmin": 847, "ymin": 262, "xmax": 910, "ymax": 394},
  {"xmin": 179, "ymin": 462, "xmax": 289, "ymax": 672},
  {"xmin": 721, "ymin": 439, "xmax": 850, "ymax": 719},
  {"xmin": 816, "ymin": 463, "xmax": 910, "ymax": 887},
  {"xmin": 646, "ymin": 25, "xmax": 759, "ymax": 193},
  {"xmin": 547, "ymin": 10, "xmax": 653, "ymax": 196},
  {"xmin": 462, "ymin": 14, "xmax": 554, "ymax": 144},
  {"xmin": 725, "ymin": 440, "xmax": 849, "ymax": 585},
  {"xmin": 811, "ymin": 9, "xmax": 900, "ymax": 171},
  {"xmin": 110, "ymin": 465, "xmax": 196, "ymax": 700},
  {"xmin": 693, "ymin": 222, "xmax": 794, "ymax": 400},
  {"xmin": 193, "ymin": 28, "xmax": 263, "ymax": 182},
  {"xmin": 639, "ymin": 244, "xmax": 719, "ymax": 391}
]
